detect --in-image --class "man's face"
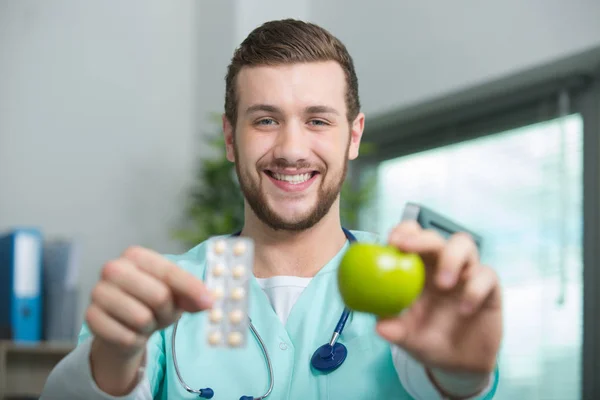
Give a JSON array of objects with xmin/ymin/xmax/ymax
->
[{"xmin": 223, "ymin": 61, "xmax": 364, "ymax": 231}]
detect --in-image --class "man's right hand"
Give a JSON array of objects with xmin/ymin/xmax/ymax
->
[{"xmin": 86, "ymin": 246, "xmax": 213, "ymax": 395}]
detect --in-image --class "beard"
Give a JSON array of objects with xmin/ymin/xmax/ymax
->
[{"xmin": 233, "ymin": 144, "xmax": 348, "ymax": 232}]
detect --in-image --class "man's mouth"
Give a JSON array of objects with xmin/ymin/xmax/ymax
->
[{"xmin": 265, "ymin": 170, "xmax": 319, "ymax": 185}]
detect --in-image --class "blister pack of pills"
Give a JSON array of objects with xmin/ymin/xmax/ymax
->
[{"xmin": 204, "ymin": 236, "xmax": 253, "ymax": 347}]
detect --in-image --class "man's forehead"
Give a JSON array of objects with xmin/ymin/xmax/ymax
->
[{"xmin": 236, "ymin": 61, "xmax": 347, "ymax": 110}]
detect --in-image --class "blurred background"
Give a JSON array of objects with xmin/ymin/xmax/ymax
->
[{"xmin": 1, "ymin": 0, "xmax": 600, "ymax": 399}]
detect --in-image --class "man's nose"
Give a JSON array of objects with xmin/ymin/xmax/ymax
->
[{"xmin": 272, "ymin": 123, "xmax": 310, "ymax": 163}]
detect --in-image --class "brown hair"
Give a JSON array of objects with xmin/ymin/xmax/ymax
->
[{"xmin": 224, "ymin": 19, "xmax": 360, "ymax": 128}]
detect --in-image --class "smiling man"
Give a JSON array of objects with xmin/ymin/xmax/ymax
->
[
  {"xmin": 230, "ymin": 62, "xmax": 356, "ymax": 237},
  {"xmin": 41, "ymin": 19, "xmax": 502, "ymax": 399}
]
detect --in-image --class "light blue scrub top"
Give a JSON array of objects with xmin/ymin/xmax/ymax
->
[{"xmin": 77, "ymin": 230, "xmax": 499, "ymax": 399}]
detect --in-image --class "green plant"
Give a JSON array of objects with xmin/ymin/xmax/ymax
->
[
  {"xmin": 172, "ymin": 114, "xmax": 245, "ymax": 247},
  {"xmin": 340, "ymin": 142, "xmax": 377, "ymax": 230},
  {"xmin": 173, "ymin": 115, "xmax": 376, "ymax": 247}
]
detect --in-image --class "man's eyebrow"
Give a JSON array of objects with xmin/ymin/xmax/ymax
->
[
  {"xmin": 244, "ymin": 104, "xmax": 340, "ymax": 116},
  {"xmin": 305, "ymin": 105, "xmax": 340, "ymax": 115},
  {"xmin": 245, "ymin": 104, "xmax": 281, "ymax": 115}
]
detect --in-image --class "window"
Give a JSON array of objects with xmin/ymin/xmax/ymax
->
[{"xmin": 369, "ymin": 114, "xmax": 584, "ymax": 399}]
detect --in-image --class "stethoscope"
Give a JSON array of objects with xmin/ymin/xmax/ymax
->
[{"xmin": 171, "ymin": 228, "xmax": 357, "ymax": 400}]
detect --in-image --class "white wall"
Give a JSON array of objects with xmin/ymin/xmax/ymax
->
[
  {"xmin": 0, "ymin": 0, "xmax": 235, "ymax": 329},
  {"xmin": 2, "ymin": 0, "xmax": 599, "ymax": 334},
  {"xmin": 234, "ymin": 0, "xmax": 310, "ymax": 47},
  {"xmin": 309, "ymin": 0, "xmax": 600, "ymax": 117}
]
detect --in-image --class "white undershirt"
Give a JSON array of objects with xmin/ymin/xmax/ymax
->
[{"xmin": 255, "ymin": 275, "xmax": 312, "ymax": 325}]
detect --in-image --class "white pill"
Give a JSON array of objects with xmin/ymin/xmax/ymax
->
[
  {"xmin": 214, "ymin": 240, "xmax": 226, "ymax": 254},
  {"xmin": 231, "ymin": 287, "xmax": 245, "ymax": 300},
  {"xmin": 232, "ymin": 265, "xmax": 245, "ymax": 279},
  {"xmin": 229, "ymin": 309, "xmax": 244, "ymax": 324},
  {"xmin": 212, "ymin": 286, "xmax": 224, "ymax": 300},
  {"xmin": 228, "ymin": 331, "xmax": 243, "ymax": 346},
  {"xmin": 208, "ymin": 331, "xmax": 221, "ymax": 346},
  {"xmin": 233, "ymin": 241, "xmax": 246, "ymax": 256},
  {"xmin": 212, "ymin": 263, "xmax": 225, "ymax": 277},
  {"xmin": 209, "ymin": 308, "xmax": 223, "ymax": 323}
]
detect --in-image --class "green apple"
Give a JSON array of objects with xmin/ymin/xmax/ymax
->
[{"xmin": 337, "ymin": 242, "xmax": 425, "ymax": 317}]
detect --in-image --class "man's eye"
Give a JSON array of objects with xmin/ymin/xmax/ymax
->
[
  {"xmin": 309, "ymin": 120, "xmax": 328, "ymax": 126},
  {"xmin": 257, "ymin": 118, "xmax": 277, "ymax": 126}
]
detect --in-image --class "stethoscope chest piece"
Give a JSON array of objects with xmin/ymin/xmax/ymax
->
[{"xmin": 311, "ymin": 342, "xmax": 348, "ymax": 373}]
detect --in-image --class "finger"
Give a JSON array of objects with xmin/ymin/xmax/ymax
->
[
  {"xmin": 388, "ymin": 220, "xmax": 422, "ymax": 244},
  {"xmin": 376, "ymin": 316, "xmax": 409, "ymax": 345},
  {"xmin": 91, "ymin": 281, "xmax": 157, "ymax": 334},
  {"xmin": 393, "ymin": 228, "xmax": 446, "ymax": 258},
  {"xmin": 101, "ymin": 259, "xmax": 180, "ymax": 326},
  {"xmin": 86, "ymin": 303, "xmax": 146, "ymax": 351},
  {"xmin": 375, "ymin": 305, "xmax": 423, "ymax": 348},
  {"xmin": 122, "ymin": 246, "xmax": 213, "ymax": 311},
  {"xmin": 435, "ymin": 232, "xmax": 479, "ymax": 290},
  {"xmin": 459, "ymin": 266, "xmax": 499, "ymax": 316}
]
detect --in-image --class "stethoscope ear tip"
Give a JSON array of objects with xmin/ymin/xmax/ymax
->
[
  {"xmin": 239, "ymin": 396, "xmax": 254, "ymax": 400},
  {"xmin": 200, "ymin": 388, "xmax": 214, "ymax": 398}
]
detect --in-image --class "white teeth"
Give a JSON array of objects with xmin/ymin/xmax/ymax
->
[{"xmin": 272, "ymin": 172, "xmax": 312, "ymax": 184}]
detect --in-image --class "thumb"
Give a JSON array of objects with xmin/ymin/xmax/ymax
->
[
  {"xmin": 176, "ymin": 291, "xmax": 214, "ymax": 313},
  {"xmin": 376, "ymin": 317, "xmax": 409, "ymax": 345}
]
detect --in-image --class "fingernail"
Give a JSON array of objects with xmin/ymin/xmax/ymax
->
[
  {"xmin": 460, "ymin": 301, "xmax": 473, "ymax": 315},
  {"xmin": 376, "ymin": 320, "xmax": 406, "ymax": 343},
  {"xmin": 198, "ymin": 294, "xmax": 214, "ymax": 309},
  {"xmin": 439, "ymin": 271, "xmax": 455, "ymax": 287},
  {"xmin": 399, "ymin": 237, "xmax": 411, "ymax": 246},
  {"xmin": 396, "ymin": 237, "xmax": 416, "ymax": 250},
  {"xmin": 389, "ymin": 232, "xmax": 401, "ymax": 244},
  {"xmin": 142, "ymin": 321, "xmax": 157, "ymax": 335}
]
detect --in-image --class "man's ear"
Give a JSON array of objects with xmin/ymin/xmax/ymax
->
[
  {"xmin": 223, "ymin": 114, "xmax": 235, "ymax": 162},
  {"xmin": 348, "ymin": 112, "xmax": 365, "ymax": 160}
]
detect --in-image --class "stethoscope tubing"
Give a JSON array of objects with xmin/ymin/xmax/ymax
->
[
  {"xmin": 249, "ymin": 318, "xmax": 274, "ymax": 399},
  {"xmin": 171, "ymin": 228, "xmax": 357, "ymax": 399}
]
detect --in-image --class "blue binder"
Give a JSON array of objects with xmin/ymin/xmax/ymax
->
[{"xmin": 0, "ymin": 228, "xmax": 43, "ymax": 342}]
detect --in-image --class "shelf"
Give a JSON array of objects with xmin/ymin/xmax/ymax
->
[
  {"xmin": 0, "ymin": 340, "xmax": 75, "ymax": 400},
  {"xmin": 0, "ymin": 340, "xmax": 74, "ymax": 355}
]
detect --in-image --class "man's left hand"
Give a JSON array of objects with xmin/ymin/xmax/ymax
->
[{"xmin": 376, "ymin": 221, "xmax": 503, "ymax": 377}]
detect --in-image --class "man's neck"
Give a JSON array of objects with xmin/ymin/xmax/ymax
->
[{"xmin": 240, "ymin": 209, "xmax": 348, "ymax": 278}]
